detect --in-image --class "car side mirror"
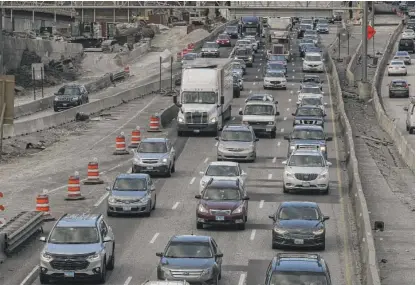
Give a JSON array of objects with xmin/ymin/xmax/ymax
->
[
  {"xmin": 239, "ymin": 110, "xmax": 243, "ymax": 115},
  {"xmin": 156, "ymin": 252, "xmax": 163, "ymax": 257},
  {"xmin": 215, "ymin": 253, "xmax": 224, "ymax": 258},
  {"xmin": 275, "ymin": 112, "xmax": 280, "ymax": 116},
  {"xmin": 106, "ymin": 186, "xmax": 111, "ymax": 191},
  {"xmin": 282, "ymin": 160, "xmax": 287, "ymax": 165},
  {"xmin": 241, "ymin": 171, "xmax": 247, "ymax": 176},
  {"xmin": 268, "ymin": 215, "xmax": 276, "ymax": 221},
  {"xmin": 284, "ymin": 135, "xmax": 290, "ymax": 140},
  {"xmin": 39, "ymin": 236, "xmax": 46, "ymax": 242},
  {"xmin": 297, "ymin": 90, "xmax": 301, "ymax": 93},
  {"xmin": 323, "ymin": 215, "xmax": 330, "ymax": 221},
  {"xmin": 195, "ymin": 194, "xmax": 202, "ymax": 199},
  {"xmin": 404, "ymin": 106, "xmax": 409, "ymax": 111},
  {"xmin": 326, "ymin": 161, "xmax": 332, "ymax": 166},
  {"xmin": 215, "ymin": 136, "xmax": 219, "ymax": 141},
  {"xmin": 199, "ymin": 171, "xmax": 205, "ymax": 176},
  {"xmin": 103, "ymin": 236, "xmax": 112, "ymax": 243},
  {"xmin": 243, "ymin": 196, "xmax": 250, "ymax": 200},
  {"xmin": 326, "ymin": 136, "xmax": 333, "ymax": 141},
  {"xmin": 255, "ymin": 138, "xmax": 259, "ymax": 142},
  {"xmin": 291, "ymin": 113, "xmax": 296, "ymax": 116}
]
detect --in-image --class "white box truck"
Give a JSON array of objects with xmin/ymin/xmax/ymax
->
[{"xmin": 173, "ymin": 58, "xmax": 233, "ymax": 136}]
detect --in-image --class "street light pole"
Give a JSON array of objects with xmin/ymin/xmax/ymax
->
[
  {"xmin": 0, "ymin": 9, "xmax": 4, "ymax": 75},
  {"xmin": 361, "ymin": 1, "xmax": 368, "ymax": 82}
]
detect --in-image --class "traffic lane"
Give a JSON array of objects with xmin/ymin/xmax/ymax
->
[{"xmin": 380, "ymin": 42, "xmax": 415, "ymax": 149}]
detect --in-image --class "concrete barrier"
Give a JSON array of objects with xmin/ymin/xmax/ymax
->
[
  {"xmin": 114, "ymin": 41, "xmax": 151, "ymax": 67},
  {"xmin": 322, "ymin": 24, "xmax": 382, "ymax": 285},
  {"xmin": 346, "ymin": 41, "xmax": 363, "ymax": 86}
]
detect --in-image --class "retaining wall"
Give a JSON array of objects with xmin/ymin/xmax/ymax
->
[{"xmin": 114, "ymin": 41, "xmax": 151, "ymax": 67}]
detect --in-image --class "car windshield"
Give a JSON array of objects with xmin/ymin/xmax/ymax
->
[
  {"xmin": 279, "ymin": 206, "xmax": 319, "ymax": 220},
  {"xmin": 204, "ymin": 43, "xmax": 217, "ymax": 48},
  {"xmin": 304, "ymin": 76, "xmax": 320, "ymax": 83},
  {"xmin": 305, "ymin": 55, "xmax": 322, "ymax": 61},
  {"xmin": 288, "ymin": 154, "xmax": 324, "ymax": 167},
  {"xmin": 269, "ymin": 55, "xmax": 286, "ymax": 61},
  {"xmin": 237, "ymin": 40, "xmax": 250, "ymax": 46},
  {"xmin": 164, "ymin": 242, "xmax": 213, "ymax": 258},
  {"xmin": 113, "ymin": 178, "xmax": 147, "ymax": 191},
  {"xmin": 296, "ymin": 108, "xmax": 323, "ymax": 117},
  {"xmin": 183, "ymin": 53, "xmax": 196, "ymax": 60},
  {"xmin": 57, "ymin": 87, "xmax": 80, "ymax": 95},
  {"xmin": 235, "ymin": 49, "xmax": 249, "ymax": 55},
  {"xmin": 304, "ymin": 35, "xmax": 317, "ymax": 40},
  {"xmin": 391, "ymin": 61, "xmax": 404, "ymax": 66},
  {"xmin": 206, "ymin": 165, "xmax": 239, "ymax": 176},
  {"xmin": 203, "ymin": 188, "xmax": 241, "ymax": 200},
  {"xmin": 301, "ymin": 87, "xmax": 321, "ymax": 94},
  {"xmin": 138, "ymin": 142, "xmax": 167, "ymax": 153},
  {"xmin": 270, "ymin": 272, "xmax": 328, "ymax": 285},
  {"xmin": 394, "ymin": 56, "xmax": 410, "ymax": 60},
  {"xmin": 302, "ymin": 98, "xmax": 321, "ymax": 106},
  {"xmin": 218, "ymin": 34, "xmax": 229, "ymax": 39},
  {"xmin": 267, "ymin": 63, "xmax": 285, "ymax": 70},
  {"xmin": 303, "ymin": 44, "xmax": 316, "ymax": 50},
  {"xmin": 49, "ymin": 227, "xmax": 99, "ymax": 244},
  {"xmin": 221, "ymin": 130, "xmax": 253, "ymax": 142},
  {"xmin": 248, "ymin": 95, "xmax": 272, "ymax": 101},
  {"xmin": 226, "ymin": 26, "xmax": 238, "ymax": 32},
  {"xmin": 182, "ymin": 91, "xmax": 217, "ymax": 104},
  {"xmin": 244, "ymin": 104, "xmax": 274, "ymax": 115},
  {"xmin": 300, "ymin": 24, "xmax": 313, "ymax": 30},
  {"xmin": 291, "ymin": 129, "xmax": 325, "ymax": 140},
  {"xmin": 404, "ymin": 29, "xmax": 414, "ymax": 33},
  {"xmin": 400, "ymin": 39, "xmax": 413, "ymax": 44},
  {"xmin": 266, "ymin": 71, "xmax": 285, "ymax": 77},
  {"xmin": 233, "ymin": 63, "xmax": 242, "ymax": 69},
  {"xmin": 392, "ymin": 81, "xmax": 407, "ymax": 87},
  {"xmin": 318, "ymin": 22, "xmax": 328, "ymax": 26}
]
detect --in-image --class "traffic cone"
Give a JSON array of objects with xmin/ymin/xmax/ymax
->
[
  {"xmin": 65, "ymin": 172, "xmax": 85, "ymax": 200},
  {"xmin": 84, "ymin": 158, "xmax": 104, "ymax": 185},
  {"xmin": 129, "ymin": 126, "xmax": 141, "ymax": 148},
  {"xmin": 36, "ymin": 190, "xmax": 55, "ymax": 221},
  {"xmin": 113, "ymin": 132, "xmax": 130, "ymax": 155},
  {"xmin": 148, "ymin": 114, "xmax": 162, "ymax": 132}
]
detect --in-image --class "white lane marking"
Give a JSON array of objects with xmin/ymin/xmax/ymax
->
[
  {"xmin": 232, "ymin": 117, "xmax": 236, "ymax": 121},
  {"xmin": 286, "ymin": 108, "xmax": 290, "ymax": 111},
  {"xmin": 20, "ymin": 266, "xmax": 39, "ymax": 285},
  {"xmin": 238, "ymin": 273, "xmax": 247, "ymax": 285},
  {"xmin": 204, "ymin": 157, "xmax": 209, "ymax": 163},
  {"xmin": 150, "ymin": 233, "xmax": 160, "ymax": 243},
  {"xmin": 257, "ymin": 68, "xmax": 260, "ymax": 72},
  {"xmin": 268, "ymin": 173, "xmax": 273, "ymax": 180},
  {"xmin": 94, "ymin": 192, "xmax": 109, "ymax": 207},
  {"xmin": 288, "ymin": 98, "xmax": 292, "ymax": 102},
  {"xmin": 284, "ymin": 117, "xmax": 287, "ymax": 121},
  {"xmin": 172, "ymin": 202, "xmax": 180, "ymax": 210},
  {"xmin": 260, "ymin": 63, "xmax": 262, "ymax": 66},
  {"xmin": 259, "ymin": 200, "xmax": 265, "ymax": 208},
  {"xmin": 249, "ymin": 90, "xmax": 252, "ymax": 93},
  {"xmin": 255, "ymin": 76, "xmax": 258, "ymax": 78},
  {"xmin": 190, "ymin": 177, "xmax": 196, "ymax": 184},
  {"xmin": 293, "ymin": 69, "xmax": 295, "ymax": 72},
  {"xmin": 280, "ymin": 128, "xmax": 284, "ymax": 133},
  {"xmin": 89, "ymin": 96, "xmax": 159, "ymax": 150},
  {"xmin": 253, "ymin": 82, "xmax": 256, "ymax": 85},
  {"xmin": 292, "ymin": 83, "xmax": 295, "ymax": 86},
  {"xmin": 272, "ymin": 157, "xmax": 277, "ymax": 163},
  {"xmin": 292, "ymin": 63, "xmax": 295, "ymax": 66},
  {"xmin": 124, "ymin": 276, "xmax": 133, "ymax": 285},
  {"xmin": 250, "ymin": 230, "xmax": 256, "ymax": 240},
  {"xmin": 215, "ymin": 142, "xmax": 218, "ymax": 147},
  {"xmin": 277, "ymin": 141, "xmax": 281, "ymax": 147}
]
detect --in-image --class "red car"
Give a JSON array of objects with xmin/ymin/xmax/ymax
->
[
  {"xmin": 195, "ymin": 178, "xmax": 249, "ymax": 230},
  {"xmin": 216, "ymin": 34, "xmax": 232, "ymax": 47}
]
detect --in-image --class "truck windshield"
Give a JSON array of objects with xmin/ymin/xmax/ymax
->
[
  {"xmin": 270, "ymin": 272, "xmax": 328, "ymax": 285},
  {"xmin": 235, "ymin": 49, "xmax": 249, "ymax": 56},
  {"xmin": 291, "ymin": 129, "xmax": 325, "ymax": 140},
  {"xmin": 182, "ymin": 91, "xmax": 217, "ymax": 104},
  {"xmin": 244, "ymin": 104, "xmax": 274, "ymax": 115}
]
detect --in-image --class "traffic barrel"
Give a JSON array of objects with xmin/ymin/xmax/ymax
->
[
  {"xmin": 188, "ymin": 43, "xmax": 195, "ymax": 50},
  {"xmin": 36, "ymin": 190, "xmax": 55, "ymax": 221},
  {"xmin": 113, "ymin": 132, "xmax": 130, "ymax": 155},
  {"xmin": 65, "ymin": 172, "xmax": 85, "ymax": 201},
  {"xmin": 0, "ymin": 192, "xmax": 4, "ymax": 227},
  {"xmin": 129, "ymin": 126, "xmax": 141, "ymax": 148},
  {"xmin": 148, "ymin": 114, "xmax": 162, "ymax": 132},
  {"xmin": 84, "ymin": 158, "xmax": 104, "ymax": 185},
  {"xmin": 182, "ymin": 48, "xmax": 189, "ymax": 55}
]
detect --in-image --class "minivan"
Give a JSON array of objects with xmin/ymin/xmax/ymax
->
[{"xmin": 398, "ymin": 38, "xmax": 415, "ymax": 53}]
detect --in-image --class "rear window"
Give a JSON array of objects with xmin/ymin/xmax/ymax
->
[
  {"xmin": 218, "ymin": 34, "xmax": 229, "ymax": 39},
  {"xmin": 400, "ymin": 39, "xmax": 414, "ymax": 45},
  {"xmin": 392, "ymin": 81, "xmax": 407, "ymax": 87}
]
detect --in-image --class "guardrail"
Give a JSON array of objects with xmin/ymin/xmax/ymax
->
[{"xmin": 0, "ymin": 211, "xmax": 44, "ymax": 256}]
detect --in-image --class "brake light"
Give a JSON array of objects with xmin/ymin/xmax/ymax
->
[
  {"xmin": 405, "ymin": 84, "xmax": 409, "ymax": 88},
  {"xmin": 216, "ymin": 40, "xmax": 220, "ymax": 43}
]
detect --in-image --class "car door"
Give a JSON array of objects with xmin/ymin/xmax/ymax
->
[
  {"xmin": 211, "ymin": 239, "xmax": 223, "ymax": 270},
  {"xmin": 264, "ymin": 260, "xmax": 273, "ymax": 285},
  {"xmin": 148, "ymin": 178, "xmax": 156, "ymax": 206},
  {"xmin": 100, "ymin": 220, "xmax": 113, "ymax": 263},
  {"xmin": 167, "ymin": 140, "xmax": 176, "ymax": 162}
]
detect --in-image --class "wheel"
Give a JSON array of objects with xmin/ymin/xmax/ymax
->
[
  {"xmin": 322, "ymin": 186, "xmax": 329, "ymax": 195},
  {"xmin": 39, "ymin": 274, "xmax": 49, "ymax": 284},
  {"xmin": 217, "ymin": 157, "xmax": 222, "ymax": 161},
  {"xmin": 283, "ymin": 87, "xmax": 287, "ymax": 90},
  {"xmin": 283, "ymin": 185, "xmax": 289, "ymax": 193},
  {"xmin": 171, "ymin": 162, "xmax": 176, "ymax": 173},
  {"xmin": 86, "ymin": 97, "xmax": 90, "ymax": 103},
  {"xmin": 177, "ymin": 130, "xmax": 184, "ymax": 137},
  {"xmin": 237, "ymin": 223, "xmax": 246, "ymax": 230},
  {"xmin": 272, "ymin": 243, "xmax": 279, "ymax": 250},
  {"xmin": 196, "ymin": 222, "xmax": 203, "ymax": 229},
  {"xmin": 245, "ymin": 215, "xmax": 248, "ymax": 222},
  {"xmin": 131, "ymin": 166, "xmax": 137, "ymax": 173},
  {"xmin": 318, "ymin": 243, "xmax": 326, "ymax": 250},
  {"xmin": 241, "ymin": 85, "xmax": 244, "ymax": 91},
  {"xmin": 389, "ymin": 92, "xmax": 393, "ymax": 98},
  {"xmin": 406, "ymin": 123, "xmax": 409, "ymax": 131},
  {"xmin": 166, "ymin": 166, "xmax": 172, "ymax": 178},
  {"xmin": 152, "ymin": 195, "xmax": 157, "ymax": 210},
  {"xmin": 106, "ymin": 211, "xmax": 113, "ymax": 217},
  {"xmin": 219, "ymin": 271, "xmax": 222, "ymax": 280},
  {"xmin": 98, "ymin": 258, "xmax": 107, "ymax": 284},
  {"xmin": 107, "ymin": 244, "xmax": 115, "ymax": 270},
  {"xmin": 213, "ymin": 273, "xmax": 219, "ymax": 285},
  {"xmin": 53, "ymin": 107, "xmax": 59, "ymax": 112},
  {"xmin": 411, "ymin": 127, "xmax": 415, "ymax": 134},
  {"xmin": 271, "ymin": 131, "xmax": 277, "ymax": 139},
  {"xmin": 264, "ymin": 86, "xmax": 268, "ymax": 90}
]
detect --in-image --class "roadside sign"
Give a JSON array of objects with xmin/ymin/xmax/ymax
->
[
  {"xmin": 31, "ymin": 63, "xmax": 44, "ymax": 80},
  {"xmin": 367, "ymin": 25, "xmax": 376, "ymax": 40}
]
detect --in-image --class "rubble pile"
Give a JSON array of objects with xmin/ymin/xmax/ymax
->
[{"xmin": 7, "ymin": 49, "xmax": 81, "ymax": 88}]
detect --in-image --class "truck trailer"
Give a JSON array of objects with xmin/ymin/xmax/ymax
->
[
  {"xmin": 173, "ymin": 58, "xmax": 234, "ymax": 136},
  {"xmin": 240, "ymin": 16, "xmax": 260, "ymax": 36}
]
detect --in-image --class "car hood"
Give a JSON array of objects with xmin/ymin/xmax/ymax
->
[
  {"xmin": 201, "ymin": 175, "xmax": 242, "ymax": 184},
  {"xmin": 110, "ymin": 190, "xmax": 147, "ymax": 199},
  {"xmin": 135, "ymin": 152, "xmax": 167, "ymax": 160},
  {"xmin": 242, "ymin": 115, "xmax": 275, "ymax": 122},
  {"xmin": 277, "ymin": 219, "xmax": 323, "ymax": 229},
  {"xmin": 202, "ymin": 48, "xmax": 218, "ymax": 52},
  {"xmin": 294, "ymin": 115, "xmax": 324, "ymax": 120},
  {"xmin": 304, "ymin": 61, "xmax": 323, "ymax": 65},
  {"xmin": 285, "ymin": 166, "xmax": 325, "ymax": 174},
  {"xmin": 160, "ymin": 257, "xmax": 214, "ymax": 269},
  {"xmin": 220, "ymin": 140, "xmax": 254, "ymax": 149},
  {"xmin": 201, "ymin": 199, "xmax": 242, "ymax": 210},
  {"xmin": 290, "ymin": 139, "xmax": 326, "ymax": 146},
  {"xmin": 181, "ymin": 104, "xmax": 217, "ymax": 114},
  {"xmin": 264, "ymin": 76, "xmax": 286, "ymax": 81},
  {"xmin": 44, "ymin": 243, "xmax": 102, "ymax": 255}
]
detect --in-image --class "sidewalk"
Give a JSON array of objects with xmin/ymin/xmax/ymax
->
[{"xmin": 332, "ymin": 20, "xmax": 415, "ymax": 285}]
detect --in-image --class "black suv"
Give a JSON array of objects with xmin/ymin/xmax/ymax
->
[
  {"xmin": 53, "ymin": 84, "xmax": 89, "ymax": 112},
  {"xmin": 398, "ymin": 38, "xmax": 415, "ymax": 53},
  {"xmin": 264, "ymin": 253, "xmax": 332, "ymax": 285}
]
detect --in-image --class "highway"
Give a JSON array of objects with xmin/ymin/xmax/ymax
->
[
  {"xmin": 380, "ymin": 29, "xmax": 415, "ymax": 149},
  {"xmin": 0, "ymin": 24, "xmax": 357, "ymax": 285}
]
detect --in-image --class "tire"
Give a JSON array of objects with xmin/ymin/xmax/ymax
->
[
  {"xmin": 389, "ymin": 92, "xmax": 393, "ymax": 98},
  {"xmin": 283, "ymin": 87, "xmax": 287, "ymax": 90},
  {"xmin": 53, "ymin": 107, "xmax": 59, "ymax": 112},
  {"xmin": 196, "ymin": 222, "xmax": 203, "ymax": 229},
  {"xmin": 177, "ymin": 130, "xmax": 184, "ymax": 137},
  {"xmin": 272, "ymin": 242, "xmax": 279, "ymax": 250},
  {"xmin": 152, "ymin": 195, "xmax": 157, "ymax": 210},
  {"xmin": 98, "ymin": 258, "xmax": 107, "ymax": 284},
  {"xmin": 271, "ymin": 131, "xmax": 277, "ymax": 139},
  {"xmin": 264, "ymin": 86, "xmax": 268, "ymax": 90},
  {"xmin": 411, "ymin": 127, "xmax": 415, "ymax": 135},
  {"xmin": 238, "ymin": 223, "xmax": 246, "ymax": 230},
  {"xmin": 166, "ymin": 166, "xmax": 172, "ymax": 178},
  {"xmin": 283, "ymin": 185, "xmax": 289, "ymax": 193},
  {"xmin": 213, "ymin": 273, "xmax": 219, "ymax": 285},
  {"xmin": 406, "ymin": 123, "xmax": 409, "ymax": 131},
  {"xmin": 171, "ymin": 162, "xmax": 176, "ymax": 173},
  {"xmin": 106, "ymin": 211, "xmax": 113, "ymax": 217},
  {"xmin": 107, "ymin": 244, "xmax": 115, "ymax": 270},
  {"xmin": 318, "ymin": 243, "xmax": 326, "ymax": 250},
  {"xmin": 322, "ymin": 186, "xmax": 329, "ymax": 195},
  {"xmin": 39, "ymin": 274, "xmax": 49, "ymax": 284}
]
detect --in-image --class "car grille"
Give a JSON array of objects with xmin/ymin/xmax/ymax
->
[
  {"xmin": 295, "ymin": 173, "xmax": 318, "ymax": 181},
  {"xmin": 308, "ymin": 64, "xmax": 319, "ymax": 67},
  {"xmin": 210, "ymin": 209, "xmax": 231, "ymax": 215},
  {"xmin": 56, "ymin": 96, "xmax": 75, "ymax": 102},
  {"xmin": 114, "ymin": 198, "xmax": 142, "ymax": 204},
  {"xmin": 270, "ymin": 81, "xmax": 281, "ymax": 84},
  {"xmin": 287, "ymin": 229, "xmax": 315, "ymax": 238},
  {"xmin": 185, "ymin": 112, "xmax": 208, "ymax": 124},
  {"xmin": 170, "ymin": 269, "xmax": 204, "ymax": 278},
  {"xmin": 301, "ymin": 120, "xmax": 319, "ymax": 125},
  {"xmin": 50, "ymin": 253, "xmax": 91, "ymax": 270},
  {"xmin": 141, "ymin": 159, "xmax": 159, "ymax": 164},
  {"xmin": 248, "ymin": 121, "xmax": 268, "ymax": 126},
  {"xmin": 226, "ymin": 148, "xmax": 245, "ymax": 152}
]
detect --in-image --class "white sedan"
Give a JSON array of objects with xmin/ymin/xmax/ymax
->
[
  {"xmin": 263, "ymin": 70, "xmax": 287, "ymax": 90},
  {"xmin": 388, "ymin": 60, "xmax": 407, "ymax": 76},
  {"xmin": 199, "ymin": 161, "xmax": 247, "ymax": 194},
  {"xmin": 402, "ymin": 29, "xmax": 415, "ymax": 40}
]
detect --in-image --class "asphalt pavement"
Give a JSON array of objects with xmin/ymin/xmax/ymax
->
[
  {"xmin": 0, "ymin": 25, "xmax": 358, "ymax": 285},
  {"xmin": 380, "ymin": 29, "xmax": 415, "ymax": 149}
]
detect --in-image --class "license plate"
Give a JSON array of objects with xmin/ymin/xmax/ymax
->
[
  {"xmin": 216, "ymin": 216, "xmax": 225, "ymax": 221},
  {"xmin": 123, "ymin": 206, "xmax": 131, "ymax": 211},
  {"xmin": 62, "ymin": 103, "xmax": 67, "ymax": 106},
  {"xmin": 146, "ymin": 166, "xmax": 153, "ymax": 170},
  {"xmin": 294, "ymin": 239, "xmax": 304, "ymax": 245},
  {"xmin": 266, "ymin": 127, "xmax": 272, "ymax": 132},
  {"xmin": 193, "ymin": 129, "xmax": 200, "ymax": 133},
  {"xmin": 302, "ymin": 182, "xmax": 311, "ymax": 187},
  {"xmin": 64, "ymin": 271, "xmax": 75, "ymax": 278}
]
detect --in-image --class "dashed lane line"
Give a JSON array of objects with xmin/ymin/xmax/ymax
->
[
  {"xmin": 124, "ymin": 276, "xmax": 133, "ymax": 285},
  {"xmin": 250, "ymin": 229, "xmax": 256, "ymax": 241},
  {"xmin": 172, "ymin": 202, "xmax": 180, "ymax": 210},
  {"xmin": 150, "ymin": 233, "xmax": 160, "ymax": 244},
  {"xmin": 190, "ymin": 177, "xmax": 196, "ymax": 185},
  {"xmin": 259, "ymin": 200, "xmax": 265, "ymax": 208}
]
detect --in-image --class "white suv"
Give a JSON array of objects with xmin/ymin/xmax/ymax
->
[
  {"xmin": 302, "ymin": 52, "xmax": 324, "ymax": 73},
  {"xmin": 404, "ymin": 98, "xmax": 415, "ymax": 134},
  {"xmin": 199, "ymin": 161, "xmax": 247, "ymax": 193},
  {"xmin": 282, "ymin": 147, "xmax": 331, "ymax": 194}
]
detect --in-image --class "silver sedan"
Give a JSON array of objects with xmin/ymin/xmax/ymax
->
[{"xmin": 387, "ymin": 60, "xmax": 408, "ymax": 76}]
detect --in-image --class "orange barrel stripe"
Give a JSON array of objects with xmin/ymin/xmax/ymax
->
[
  {"xmin": 0, "ymin": 192, "xmax": 3, "ymax": 211},
  {"xmin": 131, "ymin": 128, "xmax": 141, "ymax": 145},
  {"xmin": 115, "ymin": 135, "xmax": 126, "ymax": 151},
  {"xmin": 36, "ymin": 194, "xmax": 50, "ymax": 212},
  {"xmin": 67, "ymin": 176, "xmax": 81, "ymax": 197},
  {"xmin": 149, "ymin": 116, "xmax": 160, "ymax": 130},
  {"xmin": 87, "ymin": 162, "xmax": 100, "ymax": 179}
]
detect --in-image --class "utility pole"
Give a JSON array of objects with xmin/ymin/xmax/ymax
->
[
  {"xmin": 0, "ymin": 9, "xmax": 4, "ymax": 75},
  {"xmin": 371, "ymin": 1, "xmax": 375, "ymax": 55},
  {"xmin": 361, "ymin": 0, "xmax": 368, "ymax": 83}
]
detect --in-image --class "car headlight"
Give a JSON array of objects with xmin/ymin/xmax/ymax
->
[
  {"xmin": 234, "ymin": 57, "xmax": 238, "ymax": 60},
  {"xmin": 41, "ymin": 252, "xmax": 53, "ymax": 262},
  {"xmin": 71, "ymin": 97, "xmax": 79, "ymax": 101},
  {"xmin": 133, "ymin": 157, "xmax": 141, "ymax": 164},
  {"xmin": 198, "ymin": 204, "xmax": 209, "ymax": 213},
  {"xmin": 285, "ymin": 171, "xmax": 294, "ymax": 178},
  {"xmin": 161, "ymin": 158, "xmax": 168, "ymax": 163},
  {"xmin": 295, "ymin": 120, "xmax": 301, "ymax": 124},
  {"xmin": 141, "ymin": 196, "xmax": 150, "ymax": 203},
  {"xmin": 108, "ymin": 197, "xmax": 116, "ymax": 203},
  {"xmin": 289, "ymin": 145, "xmax": 295, "ymax": 151},
  {"xmin": 320, "ymin": 146, "xmax": 326, "ymax": 152},
  {"xmin": 87, "ymin": 253, "xmax": 101, "ymax": 261},
  {"xmin": 273, "ymin": 228, "xmax": 288, "ymax": 234},
  {"xmin": 248, "ymin": 57, "xmax": 252, "ymax": 61},
  {"xmin": 210, "ymin": 117, "xmax": 217, "ymax": 123},
  {"xmin": 218, "ymin": 144, "xmax": 226, "ymax": 151},
  {"xmin": 264, "ymin": 79, "xmax": 270, "ymax": 83},
  {"xmin": 200, "ymin": 179, "xmax": 207, "ymax": 187},
  {"xmin": 161, "ymin": 267, "xmax": 171, "ymax": 275},
  {"xmin": 54, "ymin": 97, "xmax": 59, "ymax": 101},
  {"xmin": 232, "ymin": 204, "xmax": 244, "ymax": 214},
  {"xmin": 313, "ymin": 228, "xmax": 324, "ymax": 235},
  {"xmin": 178, "ymin": 117, "xmax": 184, "ymax": 123},
  {"xmin": 268, "ymin": 121, "xmax": 274, "ymax": 125},
  {"xmin": 318, "ymin": 171, "xmax": 328, "ymax": 179},
  {"xmin": 202, "ymin": 268, "xmax": 213, "ymax": 276}
]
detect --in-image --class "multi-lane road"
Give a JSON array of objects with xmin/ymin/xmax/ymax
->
[
  {"xmin": 380, "ymin": 30, "xmax": 415, "ymax": 149},
  {"xmin": 0, "ymin": 24, "xmax": 358, "ymax": 285}
]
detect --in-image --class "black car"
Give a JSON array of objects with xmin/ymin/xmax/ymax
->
[
  {"xmin": 292, "ymin": 105, "xmax": 326, "ymax": 127},
  {"xmin": 269, "ymin": 201, "xmax": 329, "ymax": 249},
  {"xmin": 53, "ymin": 84, "xmax": 89, "ymax": 112},
  {"xmin": 398, "ymin": 38, "xmax": 415, "ymax": 53},
  {"xmin": 225, "ymin": 25, "xmax": 239, "ymax": 39},
  {"xmin": 388, "ymin": 79, "xmax": 411, "ymax": 98},
  {"xmin": 233, "ymin": 73, "xmax": 242, "ymax": 98},
  {"xmin": 297, "ymin": 24, "xmax": 313, "ymax": 38},
  {"xmin": 264, "ymin": 253, "xmax": 332, "ymax": 285}
]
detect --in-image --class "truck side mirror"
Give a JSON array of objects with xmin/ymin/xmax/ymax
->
[
  {"xmin": 173, "ymin": 95, "xmax": 177, "ymax": 105},
  {"xmin": 221, "ymin": 96, "xmax": 225, "ymax": 105},
  {"xmin": 239, "ymin": 109, "xmax": 243, "ymax": 115},
  {"xmin": 284, "ymin": 135, "xmax": 290, "ymax": 140}
]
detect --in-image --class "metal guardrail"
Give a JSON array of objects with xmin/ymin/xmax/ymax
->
[{"xmin": 0, "ymin": 211, "xmax": 44, "ymax": 256}]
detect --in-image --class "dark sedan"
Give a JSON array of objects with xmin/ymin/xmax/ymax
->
[
  {"xmin": 388, "ymin": 79, "xmax": 411, "ymax": 98},
  {"xmin": 269, "ymin": 201, "xmax": 329, "ymax": 250}
]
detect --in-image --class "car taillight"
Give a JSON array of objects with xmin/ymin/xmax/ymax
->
[
  {"xmin": 405, "ymin": 84, "xmax": 409, "ymax": 88},
  {"xmin": 216, "ymin": 40, "xmax": 220, "ymax": 43}
]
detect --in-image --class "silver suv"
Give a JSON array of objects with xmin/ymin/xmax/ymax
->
[
  {"xmin": 132, "ymin": 138, "xmax": 176, "ymax": 177},
  {"xmin": 216, "ymin": 124, "xmax": 258, "ymax": 162},
  {"xmin": 39, "ymin": 213, "xmax": 115, "ymax": 284}
]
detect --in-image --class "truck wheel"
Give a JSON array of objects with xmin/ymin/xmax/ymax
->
[
  {"xmin": 406, "ymin": 123, "xmax": 409, "ymax": 131},
  {"xmin": 411, "ymin": 127, "xmax": 415, "ymax": 135},
  {"xmin": 39, "ymin": 274, "xmax": 49, "ymax": 284},
  {"xmin": 177, "ymin": 131, "xmax": 184, "ymax": 137},
  {"xmin": 271, "ymin": 131, "xmax": 276, "ymax": 139}
]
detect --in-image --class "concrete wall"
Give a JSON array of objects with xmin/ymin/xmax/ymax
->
[{"xmin": 3, "ymin": 36, "xmax": 84, "ymax": 72}]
